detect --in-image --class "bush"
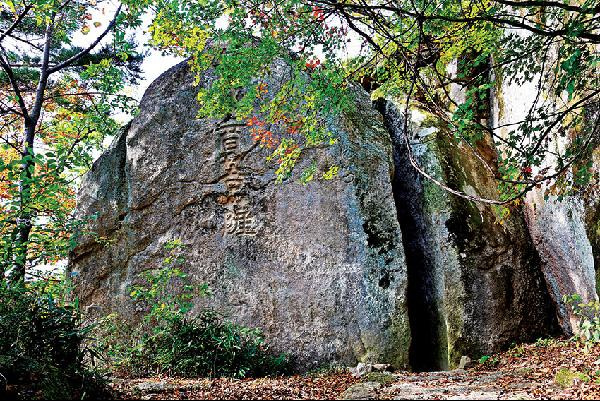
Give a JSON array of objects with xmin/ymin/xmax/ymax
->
[
  {"xmin": 0, "ymin": 279, "xmax": 108, "ymax": 399},
  {"xmin": 97, "ymin": 240, "xmax": 289, "ymax": 378},
  {"xmin": 564, "ymin": 294, "xmax": 600, "ymax": 350}
]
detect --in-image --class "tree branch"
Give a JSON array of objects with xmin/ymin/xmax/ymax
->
[
  {"xmin": 47, "ymin": 5, "xmax": 122, "ymax": 74},
  {"xmin": 0, "ymin": 3, "xmax": 33, "ymax": 44},
  {"xmin": 0, "ymin": 47, "xmax": 30, "ymax": 122},
  {"xmin": 494, "ymin": 0, "xmax": 599, "ymax": 15},
  {"xmin": 315, "ymin": 0, "xmax": 600, "ymax": 43}
]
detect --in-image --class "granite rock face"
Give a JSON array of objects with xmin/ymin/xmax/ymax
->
[
  {"xmin": 370, "ymin": 60, "xmax": 599, "ymax": 369},
  {"xmin": 70, "ymin": 61, "xmax": 410, "ymax": 370},
  {"xmin": 583, "ymin": 148, "xmax": 600, "ymax": 299},
  {"xmin": 586, "ymin": 199, "xmax": 600, "ymax": 298},
  {"xmin": 523, "ymin": 194, "xmax": 597, "ymax": 332}
]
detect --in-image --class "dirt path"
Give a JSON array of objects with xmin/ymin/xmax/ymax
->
[
  {"xmin": 344, "ymin": 370, "xmax": 549, "ymax": 400},
  {"xmin": 111, "ymin": 373, "xmax": 358, "ymax": 400},
  {"xmin": 112, "ymin": 341, "xmax": 600, "ymax": 400}
]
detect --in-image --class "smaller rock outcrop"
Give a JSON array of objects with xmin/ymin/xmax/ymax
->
[
  {"xmin": 524, "ymin": 193, "xmax": 597, "ymax": 332},
  {"xmin": 379, "ymin": 100, "xmax": 560, "ymax": 370}
]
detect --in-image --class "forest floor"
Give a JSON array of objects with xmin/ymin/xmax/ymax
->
[{"xmin": 111, "ymin": 339, "xmax": 600, "ymax": 400}]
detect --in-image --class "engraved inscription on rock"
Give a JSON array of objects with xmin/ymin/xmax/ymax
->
[{"xmin": 218, "ymin": 124, "xmax": 257, "ymax": 236}]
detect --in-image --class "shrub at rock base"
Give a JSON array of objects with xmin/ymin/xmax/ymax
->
[
  {"xmin": 564, "ymin": 294, "xmax": 600, "ymax": 350},
  {"xmin": 95, "ymin": 240, "xmax": 290, "ymax": 378},
  {"xmin": 0, "ymin": 280, "xmax": 108, "ymax": 400}
]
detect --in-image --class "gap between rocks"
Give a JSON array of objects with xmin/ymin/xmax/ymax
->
[{"xmin": 375, "ymin": 99, "xmax": 448, "ymax": 372}]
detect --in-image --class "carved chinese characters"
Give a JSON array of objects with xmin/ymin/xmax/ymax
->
[{"xmin": 218, "ymin": 124, "xmax": 257, "ymax": 236}]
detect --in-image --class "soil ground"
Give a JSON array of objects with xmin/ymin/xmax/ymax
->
[{"xmin": 111, "ymin": 340, "xmax": 600, "ymax": 400}]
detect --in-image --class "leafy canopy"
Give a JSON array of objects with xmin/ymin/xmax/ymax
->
[
  {"xmin": 2, "ymin": 0, "xmax": 598, "ymax": 277},
  {"xmin": 146, "ymin": 0, "xmax": 599, "ymax": 203}
]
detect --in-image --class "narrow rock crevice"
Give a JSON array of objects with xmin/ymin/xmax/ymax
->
[{"xmin": 376, "ymin": 99, "xmax": 448, "ymax": 372}]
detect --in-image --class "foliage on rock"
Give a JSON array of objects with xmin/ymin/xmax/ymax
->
[
  {"xmin": 564, "ymin": 294, "xmax": 600, "ymax": 350},
  {"xmin": 145, "ymin": 0, "xmax": 599, "ymax": 204}
]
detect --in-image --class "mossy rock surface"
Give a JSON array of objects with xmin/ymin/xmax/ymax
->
[
  {"xmin": 362, "ymin": 372, "xmax": 395, "ymax": 385},
  {"xmin": 554, "ymin": 368, "xmax": 589, "ymax": 389}
]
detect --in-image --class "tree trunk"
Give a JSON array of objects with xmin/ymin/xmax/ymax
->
[{"xmin": 10, "ymin": 124, "xmax": 36, "ymax": 282}]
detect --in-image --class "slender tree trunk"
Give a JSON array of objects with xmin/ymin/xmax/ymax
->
[
  {"xmin": 9, "ymin": 17, "xmax": 53, "ymax": 282},
  {"xmin": 11, "ymin": 123, "xmax": 36, "ymax": 282},
  {"xmin": 3, "ymin": 5, "xmax": 119, "ymax": 281}
]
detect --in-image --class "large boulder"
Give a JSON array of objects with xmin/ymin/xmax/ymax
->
[{"xmin": 70, "ymin": 61, "xmax": 410, "ymax": 370}]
